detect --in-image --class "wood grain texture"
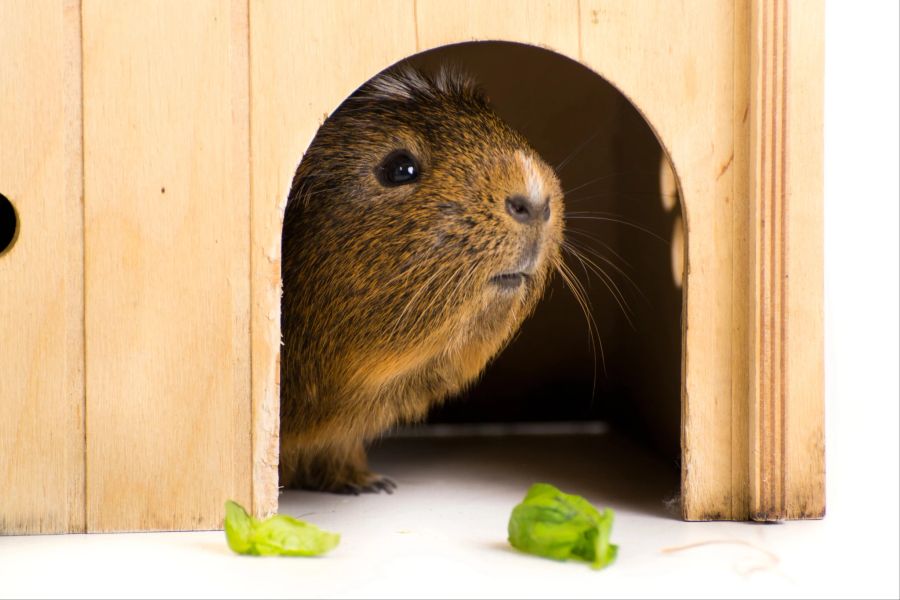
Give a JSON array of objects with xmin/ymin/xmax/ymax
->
[
  {"xmin": 748, "ymin": 0, "xmax": 825, "ymax": 521},
  {"xmin": 579, "ymin": 1, "xmax": 743, "ymax": 520},
  {"xmin": 82, "ymin": 0, "xmax": 251, "ymax": 532},
  {"xmin": 414, "ymin": 0, "xmax": 580, "ymax": 58},
  {"xmin": 248, "ymin": 0, "xmax": 418, "ymax": 517},
  {"xmin": 782, "ymin": 0, "xmax": 824, "ymax": 521},
  {"xmin": 749, "ymin": 0, "xmax": 785, "ymax": 522},
  {"xmin": 0, "ymin": 0, "xmax": 85, "ymax": 535},
  {"xmin": 1, "ymin": 0, "xmax": 824, "ymax": 532}
]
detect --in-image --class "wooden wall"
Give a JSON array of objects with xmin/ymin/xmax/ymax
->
[
  {"xmin": 0, "ymin": 0, "xmax": 85, "ymax": 535},
  {"xmin": 0, "ymin": 0, "xmax": 823, "ymax": 532},
  {"xmin": 81, "ymin": 0, "xmax": 251, "ymax": 532}
]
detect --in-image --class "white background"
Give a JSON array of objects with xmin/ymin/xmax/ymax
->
[
  {"xmin": 2, "ymin": 1, "xmax": 898, "ymax": 598},
  {"xmin": 823, "ymin": 0, "xmax": 899, "ymax": 575}
]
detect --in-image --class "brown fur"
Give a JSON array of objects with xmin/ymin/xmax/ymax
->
[{"xmin": 280, "ymin": 66, "xmax": 564, "ymax": 493}]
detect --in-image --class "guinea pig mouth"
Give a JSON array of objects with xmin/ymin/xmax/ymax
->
[{"xmin": 489, "ymin": 272, "xmax": 529, "ymax": 290}]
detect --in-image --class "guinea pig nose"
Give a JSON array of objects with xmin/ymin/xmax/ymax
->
[{"xmin": 505, "ymin": 195, "xmax": 549, "ymax": 225}]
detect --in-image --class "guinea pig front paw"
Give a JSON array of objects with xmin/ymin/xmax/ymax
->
[{"xmin": 333, "ymin": 473, "xmax": 397, "ymax": 496}]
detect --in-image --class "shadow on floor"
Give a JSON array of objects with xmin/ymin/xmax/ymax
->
[{"xmin": 366, "ymin": 429, "xmax": 680, "ymax": 519}]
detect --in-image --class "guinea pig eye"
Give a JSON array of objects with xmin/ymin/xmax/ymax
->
[{"xmin": 375, "ymin": 150, "xmax": 420, "ymax": 186}]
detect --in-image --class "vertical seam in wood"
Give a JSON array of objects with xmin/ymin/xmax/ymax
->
[
  {"xmin": 731, "ymin": 0, "xmax": 741, "ymax": 520},
  {"xmin": 576, "ymin": 0, "xmax": 583, "ymax": 62},
  {"xmin": 78, "ymin": 0, "xmax": 88, "ymax": 534},
  {"xmin": 779, "ymin": 0, "xmax": 789, "ymax": 516},
  {"xmin": 757, "ymin": 0, "xmax": 768, "ymax": 517},
  {"xmin": 413, "ymin": 0, "xmax": 420, "ymax": 52},
  {"xmin": 768, "ymin": 0, "xmax": 777, "ymax": 516},
  {"xmin": 730, "ymin": 0, "xmax": 736, "ymax": 519},
  {"xmin": 245, "ymin": 0, "xmax": 255, "ymax": 518}
]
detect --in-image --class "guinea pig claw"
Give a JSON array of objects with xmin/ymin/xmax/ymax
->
[
  {"xmin": 360, "ymin": 474, "xmax": 397, "ymax": 495},
  {"xmin": 334, "ymin": 483, "xmax": 362, "ymax": 496},
  {"xmin": 373, "ymin": 476, "xmax": 397, "ymax": 494},
  {"xmin": 330, "ymin": 474, "xmax": 396, "ymax": 495}
]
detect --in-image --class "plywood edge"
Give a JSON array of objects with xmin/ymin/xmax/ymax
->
[
  {"xmin": 748, "ymin": 0, "xmax": 824, "ymax": 521},
  {"xmin": 248, "ymin": 0, "xmax": 284, "ymax": 520},
  {"xmin": 680, "ymin": 0, "xmax": 749, "ymax": 522},
  {"xmin": 727, "ymin": 0, "xmax": 752, "ymax": 522},
  {"xmin": 249, "ymin": 183, "xmax": 283, "ymax": 521},
  {"xmin": 782, "ymin": 0, "xmax": 825, "ymax": 520},
  {"xmin": 63, "ymin": 0, "xmax": 87, "ymax": 535}
]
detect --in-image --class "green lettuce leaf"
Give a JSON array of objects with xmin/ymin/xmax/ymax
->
[
  {"xmin": 508, "ymin": 483, "xmax": 618, "ymax": 569},
  {"xmin": 224, "ymin": 500, "xmax": 255, "ymax": 555},
  {"xmin": 224, "ymin": 500, "xmax": 340, "ymax": 557}
]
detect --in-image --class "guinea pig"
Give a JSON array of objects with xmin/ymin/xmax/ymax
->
[{"xmin": 279, "ymin": 65, "xmax": 564, "ymax": 493}]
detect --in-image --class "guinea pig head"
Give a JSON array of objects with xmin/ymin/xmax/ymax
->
[{"xmin": 285, "ymin": 67, "xmax": 564, "ymax": 378}]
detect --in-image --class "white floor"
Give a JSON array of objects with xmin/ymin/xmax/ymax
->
[{"xmin": 2, "ymin": 425, "xmax": 897, "ymax": 599}]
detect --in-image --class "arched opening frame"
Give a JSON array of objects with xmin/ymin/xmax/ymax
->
[{"xmin": 250, "ymin": 1, "xmax": 823, "ymax": 522}]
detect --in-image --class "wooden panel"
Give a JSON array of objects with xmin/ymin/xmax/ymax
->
[
  {"xmin": 249, "ymin": 0, "xmax": 418, "ymax": 517},
  {"xmin": 251, "ymin": 0, "xmax": 823, "ymax": 522},
  {"xmin": 83, "ymin": 0, "xmax": 250, "ymax": 532},
  {"xmin": 782, "ymin": 0, "xmax": 824, "ymax": 521},
  {"xmin": 415, "ymin": 0, "xmax": 580, "ymax": 58},
  {"xmin": 0, "ymin": 0, "xmax": 85, "ymax": 535},
  {"xmin": 748, "ymin": 0, "xmax": 784, "ymax": 521},
  {"xmin": 579, "ymin": 1, "xmax": 743, "ymax": 519},
  {"xmin": 748, "ymin": 0, "xmax": 825, "ymax": 520}
]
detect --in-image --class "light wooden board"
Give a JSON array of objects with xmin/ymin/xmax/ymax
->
[
  {"xmin": 782, "ymin": 0, "xmax": 824, "ymax": 520},
  {"xmin": 415, "ymin": 0, "xmax": 580, "ymax": 57},
  {"xmin": 249, "ymin": 0, "xmax": 419, "ymax": 518},
  {"xmin": 250, "ymin": 0, "xmax": 823, "ymax": 521},
  {"xmin": 82, "ymin": 0, "xmax": 251, "ymax": 532},
  {"xmin": 0, "ymin": 0, "xmax": 85, "ymax": 535},
  {"xmin": 748, "ymin": 0, "xmax": 825, "ymax": 520},
  {"xmin": 579, "ymin": 1, "xmax": 744, "ymax": 520}
]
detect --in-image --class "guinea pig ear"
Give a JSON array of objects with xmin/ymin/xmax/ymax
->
[
  {"xmin": 356, "ymin": 65, "xmax": 429, "ymax": 104},
  {"xmin": 352, "ymin": 64, "xmax": 488, "ymax": 106},
  {"xmin": 432, "ymin": 64, "xmax": 488, "ymax": 104}
]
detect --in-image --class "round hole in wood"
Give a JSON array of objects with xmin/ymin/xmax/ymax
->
[{"xmin": 0, "ymin": 193, "xmax": 19, "ymax": 256}]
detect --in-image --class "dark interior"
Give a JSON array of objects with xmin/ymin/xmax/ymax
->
[{"xmin": 404, "ymin": 43, "xmax": 684, "ymax": 460}]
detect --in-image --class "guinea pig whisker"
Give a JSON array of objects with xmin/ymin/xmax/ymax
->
[
  {"xmin": 562, "ymin": 241, "xmax": 632, "ymax": 304},
  {"xmin": 556, "ymin": 262, "xmax": 602, "ymax": 402},
  {"xmin": 566, "ymin": 208, "xmax": 656, "ymax": 219},
  {"xmin": 561, "ymin": 167, "xmax": 672, "ymax": 192},
  {"xmin": 564, "ymin": 214, "xmax": 668, "ymax": 245},
  {"xmin": 559, "ymin": 173, "xmax": 622, "ymax": 196},
  {"xmin": 388, "ymin": 267, "xmax": 453, "ymax": 342},
  {"xmin": 554, "ymin": 125, "xmax": 607, "ymax": 174},
  {"xmin": 565, "ymin": 190, "xmax": 678, "ymax": 204},
  {"xmin": 564, "ymin": 228, "xmax": 634, "ymax": 268},
  {"xmin": 555, "ymin": 260, "xmax": 605, "ymax": 399},
  {"xmin": 562, "ymin": 243, "xmax": 636, "ymax": 330},
  {"xmin": 562, "ymin": 236, "xmax": 648, "ymax": 302},
  {"xmin": 417, "ymin": 262, "xmax": 471, "ymax": 329},
  {"xmin": 418, "ymin": 260, "xmax": 479, "ymax": 336}
]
